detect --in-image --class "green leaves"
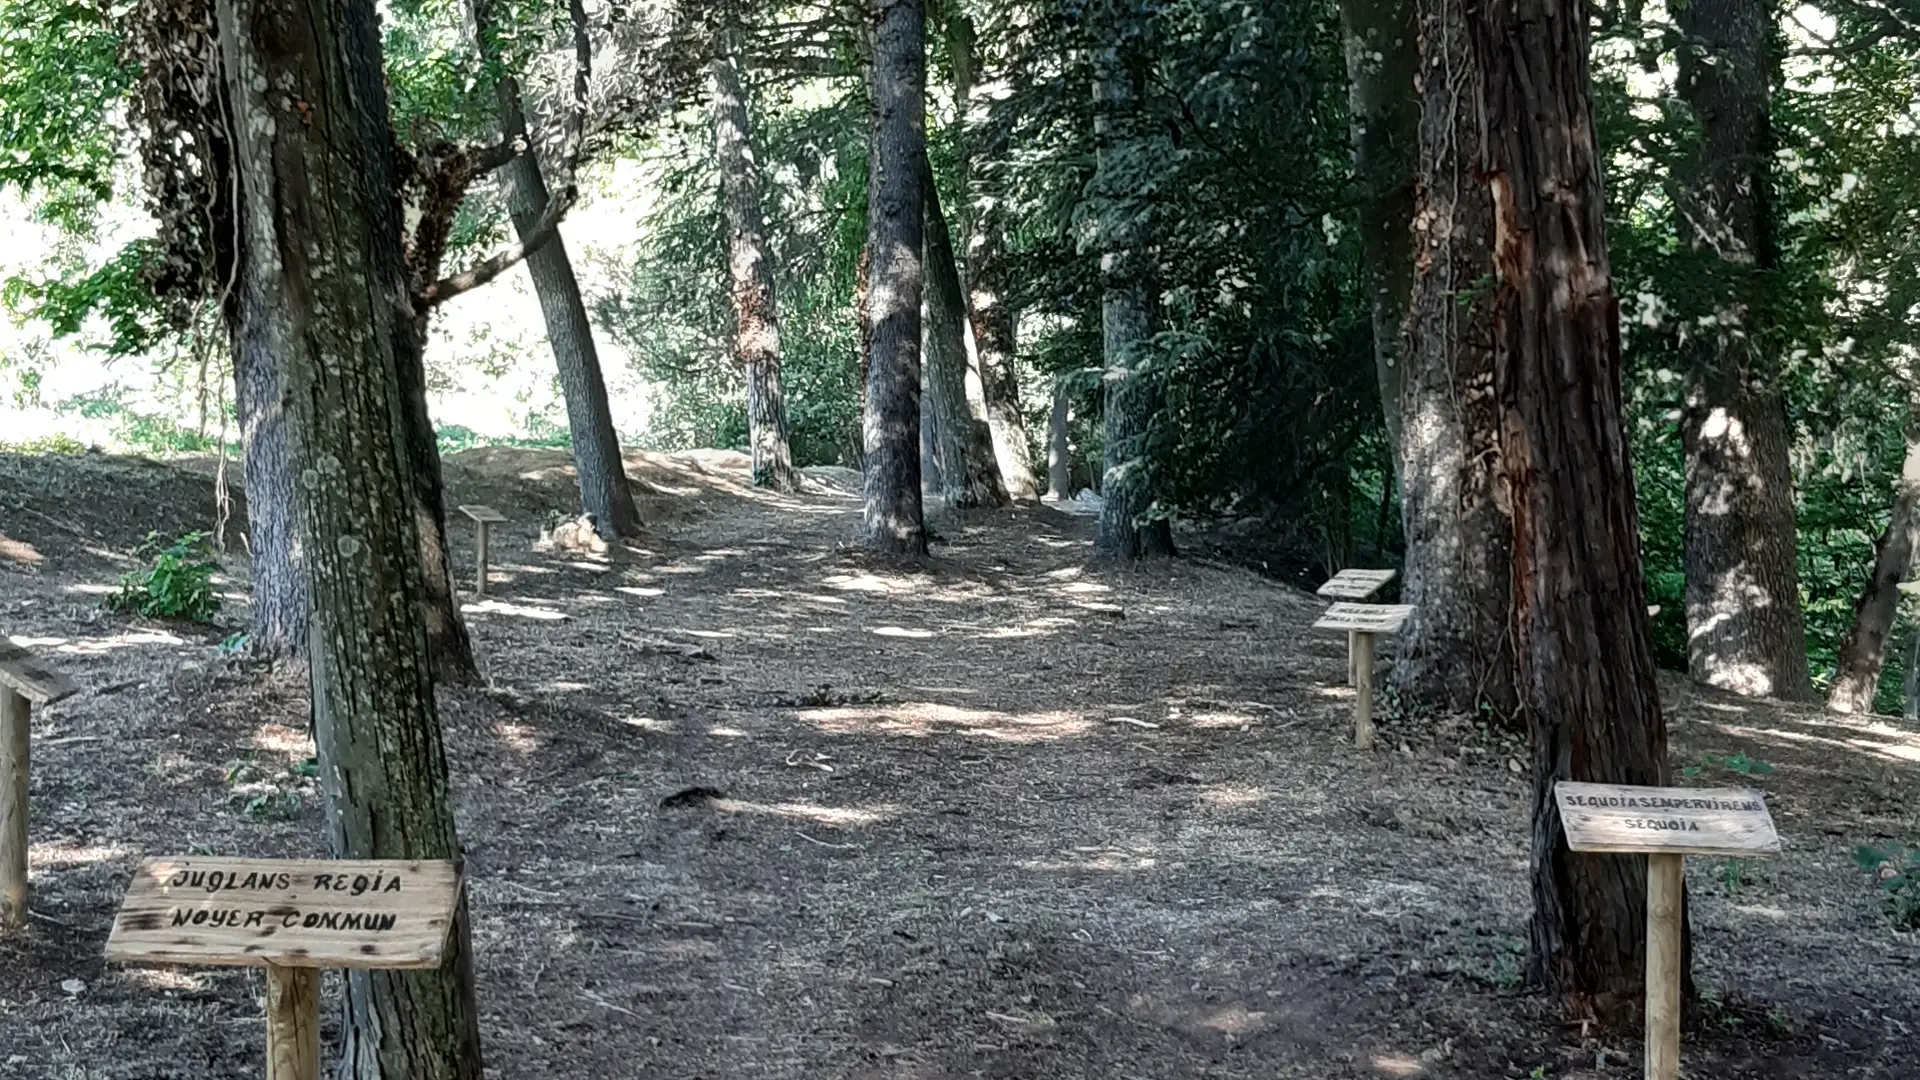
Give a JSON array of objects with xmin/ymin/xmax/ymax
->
[{"xmin": 107, "ymin": 530, "xmax": 221, "ymax": 623}]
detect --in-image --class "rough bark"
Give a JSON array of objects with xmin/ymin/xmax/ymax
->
[
  {"xmin": 709, "ymin": 25, "xmax": 800, "ymax": 492},
  {"xmin": 230, "ymin": 333, "xmax": 304, "ymax": 655},
  {"xmin": 1395, "ymin": 0, "xmax": 1514, "ymax": 716},
  {"xmin": 1469, "ymin": 0, "xmax": 1687, "ymax": 1027},
  {"xmin": 1091, "ymin": 32, "xmax": 1174, "ymax": 559},
  {"xmin": 1339, "ymin": 0, "xmax": 1419, "ymax": 459},
  {"xmin": 470, "ymin": 0, "xmax": 642, "ymax": 536},
  {"xmin": 1675, "ymin": 0, "xmax": 1810, "ymax": 700},
  {"xmin": 1830, "ymin": 398, "xmax": 1920, "ymax": 712},
  {"xmin": 861, "ymin": 0, "xmax": 929, "ymax": 554},
  {"xmin": 948, "ymin": 13, "xmax": 1038, "ymax": 500},
  {"xmin": 212, "ymin": 2, "xmax": 483, "ymax": 1077},
  {"xmin": 922, "ymin": 155, "xmax": 1008, "ymax": 509}
]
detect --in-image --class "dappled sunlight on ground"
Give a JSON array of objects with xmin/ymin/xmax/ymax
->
[{"xmin": 796, "ymin": 702, "xmax": 1094, "ymax": 742}]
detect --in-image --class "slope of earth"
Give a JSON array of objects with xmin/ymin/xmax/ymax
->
[{"xmin": 0, "ymin": 448, "xmax": 1916, "ymax": 1079}]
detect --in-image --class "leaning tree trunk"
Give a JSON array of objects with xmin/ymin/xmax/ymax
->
[
  {"xmin": 394, "ymin": 327, "xmax": 481, "ymax": 686},
  {"xmin": 709, "ymin": 26, "xmax": 800, "ymax": 492},
  {"xmin": 1396, "ymin": 0, "xmax": 1514, "ymax": 717},
  {"xmin": 948, "ymin": 13, "xmax": 1038, "ymax": 500},
  {"xmin": 1676, "ymin": 0, "xmax": 1810, "ymax": 700},
  {"xmin": 230, "ymin": 337, "xmax": 304, "ymax": 656},
  {"xmin": 1470, "ymin": 0, "xmax": 1687, "ymax": 1028},
  {"xmin": 471, "ymin": 0, "xmax": 643, "ymax": 536},
  {"xmin": 861, "ymin": 0, "xmax": 929, "ymax": 554},
  {"xmin": 1830, "ymin": 398, "xmax": 1920, "ymax": 712},
  {"xmin": 1091, "ymin": 32, "xmax": 1173, "ymax": 559},
  {"xmin": 1338, "ymin": 0, "xmax": 1419, "ymax": 460},
  {"xmin": 213, "ymin": 3, "xmax": 484, "ymax": 1078},
  {"xmin": 923, "ymin": 155, "xmax": 1008, "ymax": 509}
]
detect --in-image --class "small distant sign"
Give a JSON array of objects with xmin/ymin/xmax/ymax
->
[
  {"xmin": 1555, "ymin": 782, "xmax": 1780, "ymax": 857},
  {"xmin": 105, "ymin": 857, "xmax": 461, "ymax": 970},
  {"xmin": 1316, "ymin": 569, "xmax": 1397, "ymax": 601},
  {"xmin": 1312, "ymin": 602, "xmax": 1413, "ymax": 634}
]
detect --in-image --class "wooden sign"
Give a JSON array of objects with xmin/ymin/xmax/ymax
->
[
  {"xmin": 1554, "ymin": 782, "xmax": 1780, "ymax": 857},
  {"xmin": 1, "ymin": 638, "xmax": 75, "ymax": 928},
  {"xmin": 1315, "ymin": 568, "xmax": 1397, "ymax": 601},
  {"xmin": 1555, "ymin": 782, "xmax": 1781, "ymax": 1080},
  {"xmin": 1313, "ymin": 602, "xmax": 1414, "ymax": 634},
  {"xmin": 458, "ymin": 505, "xmax": 508, "ymax": 596},
  {"xmin": 0, "ymin": 638, "xmax": 77, "ymax": 706},
  {"xmin": 105, "ymin": 856, "xmax": 461, "ymax": 969}
]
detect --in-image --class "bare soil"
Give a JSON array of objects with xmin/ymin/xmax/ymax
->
[{"xmin": 1, "ymin": 447, "xmax": 1917, "ymax": 1079}]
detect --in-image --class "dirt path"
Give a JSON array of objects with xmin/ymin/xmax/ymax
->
[{"xmin": 1, "ymin": 449, "xmax": 1917, "ymax": 1078}]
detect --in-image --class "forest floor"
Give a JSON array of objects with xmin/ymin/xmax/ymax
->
[{"xmin": 1, "ymin": 447, "xmax": 1918, "ymax": 1079}]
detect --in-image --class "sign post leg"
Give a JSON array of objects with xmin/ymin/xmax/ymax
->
[
  {"xmin": 475, "ymin": 522, "xmax": 490, "ymax": 597},
  {"xmin": 1645, "ymin": 853, "xmax": 1683, "ymax": 1080},
  {"xmin": 1, "ymin": 687, "xmax": 29, "ymax": 928},
  {"xmin": 1352, "ymin": 631, "xmax": 1375, "ymax": 749},
  {"xmin": 265, "ymin": 963, "xmax": 320, "ymax": 1080},
  {"xmin": 1347, "ymin": 630, "xmax": 1358, "ymax": 686}
]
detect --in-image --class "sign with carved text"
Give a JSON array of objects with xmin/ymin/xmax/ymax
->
[
  {"xmin": 1555, "ymin": 782, "xmax": 1780, "ymax": 857},
  {"xmin": 1315, "ymin": 569, "xmax": 1397, "ymax": 601},
  {"xmin": 105, "ymin": 857, "xmax": 460, "ymax": 969},
  {"xmin": 1312, "ymin": 602, "xmax": 1413, "ymax": 635}
]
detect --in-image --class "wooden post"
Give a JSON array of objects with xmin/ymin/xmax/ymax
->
[
  {"xmin": 0, "ymin": 687, "xmax": 28, "ymax": 928},
  {"xmin": 475, "ymin": 521, "xmax": 491, "ymax": 596},
  {"xmin": 265, "ymin": 963, "xmax": 320, "ymax": 1080},
  {"xmin": 1645, "ymin": 853, "xmax": 1684, "ymax": 1080},
  {"xmin": 1347, "ymin": 630, "xmax": 1359, "ymax": 686},
  {"xmin": 1352, "ymin": 631, "xmax": 1375, "ymax": 749}
]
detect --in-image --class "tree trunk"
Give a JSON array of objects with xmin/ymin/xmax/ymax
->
[
  {"xmin": 1830, "ymin": 402, "xmax": 1920, "ymax": 713},
  {"xmin": 213, "ymin": 3, "xmax": 483, "ymax": 1077},
  {"xmin": 922, "ymin": 154, "xmax": 1008, "ymax": 509},
  {"xmin": 1470, "ymin": 0, "xmax": 1687, "ymax": 1028},
  {"xmin": 862, "ymin": 0, "xmax": 929, "ymax": 555},
  {"xmin": 1091, "ymin": 31, "xmax": 1173, "ymax": 559},
  {"xmin": 948, "ymin": 12, "xmax": 1038, "ymax": 501},
  {"xmin": 1675, "ymin": 0, "xmax": 1810, "ymax": 700},
  {"xmin": 470, "ymin": 0, "xmax": 643, "ymax": 535},
  {"xmin": 231, "ymin": 333, "xmax": 304, "ymax": 656},
  {"xmin": 1338, "ymin": 0, "xmax": 1418, "ymax": 460},
  {"xmin": 1047, "ymin": 376, "xmax": 1072, "ymax": 500},
  {"xmin": 709, "ymin": 25, "xmax": 800, "ymax": 492},
  {"xmin": 394, "ymin": 325, "xmax": 481, "ymax": 686},
  {"xmin": 1396, "ymin": 0, "xmax": 1514, "ymax": 716}
]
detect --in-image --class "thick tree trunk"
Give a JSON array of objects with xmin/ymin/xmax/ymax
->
[
  {"xmin": 1091, "ymin": 34, "xmax": 1173, "ymax": 559},
  {"xmin": 922, "ymin": 157, "xmax": 1008, "ymax": 509},
  {"xmin": 1338, "ymin": 0, "xmax": 1418, "ymax": 459},
  {"xmin": 470, "ymin": 0, "xmax": 643, "ymax": 535},
  {"xmin": 230, "ymin": 333, "xmax": 304, "ymax": 656},
  {"xmin": 1469, "ymin": 0, "xmax": 1686, "ymax": 1028},
  {"xmin": 1396, "ymin": 0, "xmax": 1514, "ymax": 716},
  {"xmin": 709, "ymin": 27, "xmax": 800, "ymax": 492},
  {"xmin": 213, "ymin": 3, "xmax": 483, "ymax": 1077},
  {"xmin": 1676, "ymin": 0, "xmax": 1810, "ymax": 700},
  {"xmin": 1830, "ymin": 404, "xmax": 1920, "ymax": 712},
  {"xmin": 861, "ymin": 0, "xmax": 929, "ymax": 554}
]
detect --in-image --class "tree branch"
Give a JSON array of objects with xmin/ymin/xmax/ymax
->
[{"xmin": 420, "ymin": 188, "xmax": 576, "ymax": 307}]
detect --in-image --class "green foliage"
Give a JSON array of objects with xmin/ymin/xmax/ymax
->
[
  {"xmin": 1680, "ymin": 752, "xmax": 1776, "ymax": 780},
  {"xmin": 1853, "ymin": 843, "xmax": 1920, "ymax": 929},
  {"xmin": 0, "ymin": 0, "xmax": 132, "ymax": 199},
  {"xmin": 224, "ymin": 753, "xmax": 315, "ymax": 824},
  {"xmin": 436, "ymin": 423, "xmax": 571, "ymax": 454},
  {"xmin": 109, "ymin": 531, "xmax": 220, "ymax": 622},
  {"xmin": 1, "ymin": 240, "xmax": 172, "ymax": 356}
]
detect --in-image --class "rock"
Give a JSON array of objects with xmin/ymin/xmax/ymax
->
[{"xmin": 535, "ymin": 512, "xmax": 610, "ymax": 556}]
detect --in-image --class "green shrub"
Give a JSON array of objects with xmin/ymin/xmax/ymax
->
[
  {"xmin": 1853, "ymin": 843, "xmax": 1920, "ymax": 929},
  {"xmin": 109, "ymin": 531, "xmax": 220, "ymax": 621}
]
